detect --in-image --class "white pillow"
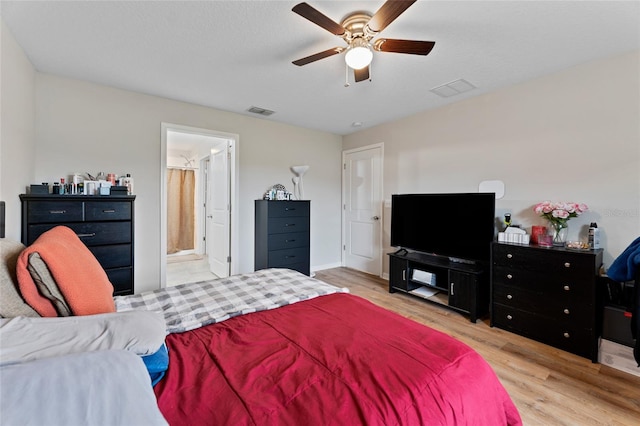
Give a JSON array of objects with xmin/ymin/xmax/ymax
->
[
  {"xmin": 0, "ymin": 310, "xmax": 166, "ymax": 366},
  {"xmin": 0, "ymin": 350, "xmax": 168, "ymax": 425}
]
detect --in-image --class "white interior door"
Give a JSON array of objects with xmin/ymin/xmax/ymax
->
[
  {"xmin": 343, "ymin": 144, "xmax": 383, "ymax": 276},
  {"xmin": 207, "ymin": 141, "xmax": 231, "ymax": 278}
]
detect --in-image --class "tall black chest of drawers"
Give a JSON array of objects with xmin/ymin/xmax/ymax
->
[
  {"xmin": 20, "ymin": 194, "xmax": 135, "ymax": 296},
  {"xmin": 491, "ymin": 242, "xmax": 603, "ymax": 362},
  {"xmin": 255, "ymin": 200, "xmax": 310, "ymax": 276}
]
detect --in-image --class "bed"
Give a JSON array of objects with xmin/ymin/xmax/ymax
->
[{"xmin": 1, "ymin": 226, "xmax": 522, "ymax": 425}]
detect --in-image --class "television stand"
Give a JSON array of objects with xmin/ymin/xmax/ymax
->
[{"xmin": 388, "ymin": 251, "xmax": 489, "ymax": 323}]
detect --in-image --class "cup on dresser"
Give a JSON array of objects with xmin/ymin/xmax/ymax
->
[{"xmin": 537, "ymin": 234, "xmax": 553, "ymax": 247}]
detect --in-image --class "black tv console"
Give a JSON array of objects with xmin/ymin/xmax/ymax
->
[{"xmin": 388, "ymin": 251, "xmax": 489, "ymax": 322}]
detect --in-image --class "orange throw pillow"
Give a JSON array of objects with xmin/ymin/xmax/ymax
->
[{"xmin": 16, "ymin": 226, "xmax": 116, "ymax": 316}]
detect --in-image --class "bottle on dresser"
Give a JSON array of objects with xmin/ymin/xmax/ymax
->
[
  {"xmin": 119, "ymin": 174, "xmax": 134, "ymax": 195},
  {"xmin": 588, "ymin": 222, "xmax": 601, "ymax": 249}
]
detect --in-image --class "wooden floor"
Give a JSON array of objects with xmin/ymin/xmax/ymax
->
[{"xmin": 314, "ymin": 267, "xmax": 640, "ymax": 426}]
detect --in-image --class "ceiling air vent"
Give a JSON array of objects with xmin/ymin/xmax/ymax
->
[
  {"xmin": 247, "ymin": 106, "xmax": 275, "ymax": 116},
  {"xmin": 430, "ymin": 79, "xmax": 476, "ymax": 98}
]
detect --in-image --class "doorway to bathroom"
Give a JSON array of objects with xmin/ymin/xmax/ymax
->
[{"xmin": 160, "ymin": 123, "xmax": 238, "ymax": 288}]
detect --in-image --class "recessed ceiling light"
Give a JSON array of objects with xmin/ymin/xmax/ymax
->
[{"xmin": 352, "ymin": 121, "xmax": 363, "ymax": 127}]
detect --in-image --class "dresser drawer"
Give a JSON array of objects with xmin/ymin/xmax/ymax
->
[
  {"xmin": 106, "ymin": 267, "xmax": 133, "ymax": 296},
  {"xmin": 266, "ymin": 202, "xmax": 310, "ymax": 218},
  {"xmin": 492, "ymin": 303, "xmax": 593, "ymax": 358},
  {"xmin": 280, "ymin": 262, "xmax": 310, "ymax": 276},
  {"xmin": 28, "ymin": 222, "xmax": 131, "ymax": 246},
  {"xmin": 493, "ymin": 284, "xmax": 592, "ymax": 321},
  {"xmin": 267, "ymin": 232, "xmax": 309, "ymax": 250},
  {"xmin": 268, "ymin": 248, "xmax": 309, "ymax": 267},
  {"xmin": 492, "ymin": 265, "xmax": 591, "ymax": 298},
  {"xmin": 89, "ymin": 244, "xmax": 132, "ymax": 269},
  {"xmin": 27, "ymin": 201, "xmax": 83, "ymax": 223},
  {"xmin": 267, "ymin": 216, "xmax": 309, "ymax": 234},
  {"xmin": 493, "ymin": 244, "xmax": 596, "ymax": 274},
  {"xmin": 85, "ymin": 201, "xmax": 132, "ymax": 221}
]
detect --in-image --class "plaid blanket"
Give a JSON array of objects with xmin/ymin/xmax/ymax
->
[{"xmin": 114, "ymin": 268, "xmax": 349, "ymax": 334}]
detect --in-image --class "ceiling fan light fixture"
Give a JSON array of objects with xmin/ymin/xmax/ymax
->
[{"xmin": 344, "ymin": 38, "xmax": 373, "ymax": 70}]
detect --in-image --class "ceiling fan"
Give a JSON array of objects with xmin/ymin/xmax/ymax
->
[{"xmin": 291, "ymin": 1, "xmax": 435, "ymax": 84}]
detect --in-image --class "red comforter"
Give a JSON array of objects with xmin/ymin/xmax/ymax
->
[{"xmin": 155, "ymin": 293, "xmax": 521, "ymax": 425}]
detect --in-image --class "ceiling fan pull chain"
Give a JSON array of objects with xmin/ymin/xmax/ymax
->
[{"xmin": 344, "ymin": 63, "xmax": 350, "ymax": 87}]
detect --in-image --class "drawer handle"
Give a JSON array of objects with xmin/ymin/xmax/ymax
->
[
  {"xmin": 506, "ymin": 253, "xmax": 513, "ymax": 259},
  {"xmin": 564, "ymin": 262, "xmax": 571, "ymax": 268},
  {"xmin": 506, "ymin": 294, "xmax": 513, "ymax": 300},
  {"xmin": 285, "ymin": 207, "xmax": 296, "ymax": 211},
  {"xmin": 563, "ymin": 285, "xmax": 571, "ymax": 291},
  {"xmin": 506, "ymin": 274, "xmax": 513, "ymax": 279},
  {"xmin": 563, "ymin": 332, "xmax": 570, "ymax": 338},
  {"xmin": 285, "ymin": 239, "xmax": 296, "ymax": 243},
  {"xmin": 285, "ymin": 255, "xmax": 296, "ymax": 259},
  {"xmin": 285, "ymin": 223, "xmax": 296, "ymax": 227},
  {"xmin": 102, "ymin": 209, "xmax": 116, "ymax": 213},
  {"xmin": 49, "ymin": 210, "xmax": 66, "ymax": 214},
  {"xmin": 563, "ymin": 308, "xmax": 570, "ymax": 315},
  {"xmin": 76, "ymin": 233, "xmax": 96, "ymax": 238},
  {"xmin": 506, "ymin": 314, "xmax": 513, "ymax": 320}
]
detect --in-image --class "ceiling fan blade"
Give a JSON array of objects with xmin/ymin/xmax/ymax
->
[
  {"xmin": 354, "ymin": 66, "xmax": 370, "ymax": 82},
  {"xmin": 292, "ymin": 47, "xmax": 344, "ymax": 66},
  {"xmin": 292, "ymin": 3, "xmax": 346, "ymax": 36},
  {"xmin": 373, "ymin": 39, "xmax": 435, "ymax": 55},
  {"xmin": 367, "ymin": 0, "xmax": 417, "ymax": 33}
]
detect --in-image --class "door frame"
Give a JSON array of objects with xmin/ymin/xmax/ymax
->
[
  {"xmin": 160, "ymin": 123, "xmax": 239, "ymax": 287},
  {"xmin": 341, "ymin": 143, "xmax": 384, "ymax": 277}
]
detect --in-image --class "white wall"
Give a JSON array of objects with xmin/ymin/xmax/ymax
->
[
  {"xmin": 344, "ymin": 51, "xmax": 640, "ymax": 272},
  {"xmin": 0, "ymin": 21, "xmax": 36, "ymax": 240},
  {"xmin": 14, "ymin": 74, "xmax": 343, "ymax": 293}
]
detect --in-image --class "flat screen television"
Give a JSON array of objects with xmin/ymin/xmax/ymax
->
[{"xmin": 390, "ymin": 193, "xmax": 496, "ymax": 265}]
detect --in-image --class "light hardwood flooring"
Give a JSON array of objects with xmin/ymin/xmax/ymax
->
[{"xmin": 314, "ymin": 267, "xmax": 640, "ymax": 426}]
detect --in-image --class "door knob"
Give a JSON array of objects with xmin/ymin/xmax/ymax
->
[{"xmin": 373, "ymin": 216, "xmax": 380, "ymax": 221}]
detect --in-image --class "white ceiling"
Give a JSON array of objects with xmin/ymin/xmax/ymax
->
[{"xmin": 2, "ymin": 1, "xmax": 639, "ymax": 135}]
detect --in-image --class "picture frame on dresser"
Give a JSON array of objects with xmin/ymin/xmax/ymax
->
[{"xmin": 20, "ymin": 194, "xmax": 136, "ymax": 296}]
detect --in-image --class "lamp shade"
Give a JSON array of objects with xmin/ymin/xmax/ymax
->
[
  {"xmin": 291, "ymin": 165, "xmax": 309, "ymax": 177},
  {"xmin": 344, "ymin": 38, "xmax": 372, "ymax": 70}
]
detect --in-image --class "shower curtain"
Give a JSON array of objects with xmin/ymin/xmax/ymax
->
[{"xmin": 167, "ymin": 168, "xmax": 196, "ymax": 254}]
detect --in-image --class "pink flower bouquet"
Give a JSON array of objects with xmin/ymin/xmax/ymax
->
[
  {"xmin": 533, "ymin": 201, "xmax": 588, "ymax": 225},
  {"xmin": 533, "ymin": 201, "xmax": 588, "ymax": 245}
]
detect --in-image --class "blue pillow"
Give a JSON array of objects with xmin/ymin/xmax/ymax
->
[{"xmin": 141, "ymin": 343, "xmax": 169, "ymax": 386}]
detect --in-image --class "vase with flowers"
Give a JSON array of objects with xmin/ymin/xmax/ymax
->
[{"xmin": 533, "ymin": 201, "xmax": 588, "ymax": 246}]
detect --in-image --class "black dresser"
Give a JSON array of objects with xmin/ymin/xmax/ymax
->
[
  {"xmin": 491, "ymin": 242, "xmax": 603, "ymax": 362},
  {"xmin": 20, "ymin": 194, "xmax": 135, "ymax": 295},
  {"xmin": 254, "ymin": 200, "xmax": 310, "ymax": 276}
]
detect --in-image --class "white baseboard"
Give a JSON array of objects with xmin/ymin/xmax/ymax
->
[{"xmin": 311, "ymin": 262, "xmax": 343, "ymax": 273}]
